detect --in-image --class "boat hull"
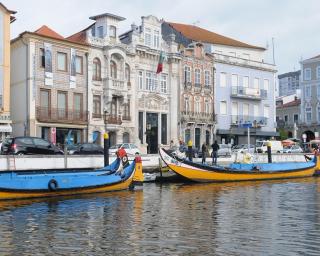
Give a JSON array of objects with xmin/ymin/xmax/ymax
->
[
  {"xmin": 159, "ymin": 148, "xmax": 317, "ymax": 182},
  {"xmin": 0, "ymin": 158, "xmax": 143, "ymax": 200}
]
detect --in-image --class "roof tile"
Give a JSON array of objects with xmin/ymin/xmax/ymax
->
[{"xmin": 34, "ymin": 25, "xmax": 64, "ymax": 40}]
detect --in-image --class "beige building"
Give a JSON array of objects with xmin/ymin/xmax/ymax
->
[
  {"xmin": 0, "ymin": 3, "xmax": 15, "ymax": 141},
  {"xmin": 11, "ymin": 26, "xmax": 89, "ymax": 146}
]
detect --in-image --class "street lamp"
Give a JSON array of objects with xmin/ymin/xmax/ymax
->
[{"xmin": 146, "ymin": 123, "xmax": 152, "ymax": 154}]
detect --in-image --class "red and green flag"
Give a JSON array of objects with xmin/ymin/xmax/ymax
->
[{"xmin": 156, "ymin": 51, "xmax": 164, "ymax": 74}]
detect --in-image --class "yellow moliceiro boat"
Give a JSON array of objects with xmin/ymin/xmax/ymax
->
[{"xmin": 159, "ymin": 148, "xmax": 319, "ymax": 182}]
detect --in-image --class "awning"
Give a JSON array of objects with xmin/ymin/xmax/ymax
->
[{"xmin": 0, "ymin": 124, "xmax": 12, "ymax": 133}]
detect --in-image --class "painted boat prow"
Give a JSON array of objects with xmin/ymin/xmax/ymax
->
[{"xmin": 159, "ymin": 148, "xmax": 317, "ymax": 182}]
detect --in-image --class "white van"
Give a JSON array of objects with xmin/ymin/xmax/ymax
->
[{"xmin": 256, "ymin": 140, "xmax": 283, "ymax": 153}]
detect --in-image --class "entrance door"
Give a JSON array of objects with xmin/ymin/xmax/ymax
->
[
  {"xmin": 146, "ymin": 113, "xmax": 158, "ymax": 154},
  {"xmin": 195, "ymin": 128, "xmax": 200, "ymax": 149}
]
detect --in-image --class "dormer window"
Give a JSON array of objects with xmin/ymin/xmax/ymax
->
[
  {"xmin": 109, "ymin": 26, "xmax": 116, "ymax": 38},
  {"xmin": 145, "ymin": 28, "xmax": 152, "ymax": 47},
  {"xmin": 154, "ymin": 30, "xmax": 160, "ymax": 48},
  {"xmin": 97, "ymin": 26, "xmax": 104, "ymax": 39}
]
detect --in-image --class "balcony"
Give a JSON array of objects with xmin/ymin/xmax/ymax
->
[
  {"xmin": 105, "ymin": 114, "xmax": 122, "ymax": 125},
  {"xmin": 231, "ymin": 86, "xmax": 267, "ymax": 100},
  {"xmin": 36, "ymin": 107, "xmax": 88, "ymax": 125},
  {"xmin": 181, "ymin": 111, "xmax": 216, "ymax": 123},
  {"xmin": 231, "ymin": 115, "xmax": 267, "ymax": 127},
  {"xmin": 92, "ymin": 113, "xmax": 102, "ymax": 119},
  {"xmin": 122, "ymin": 115, "xmax": 131, "ymax": 121}
]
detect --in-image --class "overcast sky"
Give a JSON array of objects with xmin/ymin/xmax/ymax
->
[{"xmin": 4, "ymin": 0, "xmax": 320, "ymax": 74}]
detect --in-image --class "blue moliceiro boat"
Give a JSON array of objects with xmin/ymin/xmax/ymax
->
[{"xmin": 0, "ymin": 153, "xmax": 143, "ymax": 200}]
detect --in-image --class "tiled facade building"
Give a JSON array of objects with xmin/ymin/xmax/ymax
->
[{"xmin": 11, "ymin": 26, "xmax": 89, "ymax": 146}]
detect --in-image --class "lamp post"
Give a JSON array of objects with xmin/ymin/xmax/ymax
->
[{"xmin": 147, "ymin": 123, "xmax": 151, "ymax": 154}]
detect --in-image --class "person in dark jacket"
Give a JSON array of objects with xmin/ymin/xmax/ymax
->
[
  {"xmin": 211, "ymin": 140, "xmax": 220, "ymax": 165},
  {"xmin": 201, "ymin": 143, "xmax": 207, "ymax": 164}
]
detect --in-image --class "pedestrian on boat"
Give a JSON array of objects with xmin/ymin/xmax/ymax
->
[
  {"xmin": 211, "ymin": 140, "xmax": 219, "ymax": 165},
  {"xmin": 201, "ymin": 142, "xmax": 207, "ymax": 164},
  {"xmin": 187, "ymin": 139, "xmax": 193, "ymax": 162}
]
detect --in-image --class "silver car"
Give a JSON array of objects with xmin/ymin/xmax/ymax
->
[{"xmin": 283, "ymin": 145, "xmax": 303, "ymax": 153}]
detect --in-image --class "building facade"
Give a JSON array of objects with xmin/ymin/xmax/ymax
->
[
  {"xmin": 300, "ymin": 55, "xmax": 320, "ymax": 141},
  {"xmin": 120, "ymin": 15, "xmax": 180, "ymax": 153},
  {"xmin": 0, "ymin": 3, "xmax": 15, "ymax": 141},
  {"xmin": 163, "ymin": 21, "xmax": 278, "ymax": 145},
  {"xmin": 278, "ymin": 70, "xmax": 300, "ymax": 97},
  {"xmin": 180, "ymin": 43, "xmax": 215, "ymax": 149},
  {"xmin": 11, "ymin": 26, "xmax": 89, "ymax": 146},
  {"xmin": 68, "ymin": 13, "xmax": 136, "ymax": 147}
]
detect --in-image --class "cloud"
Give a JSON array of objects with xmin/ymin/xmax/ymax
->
[{"xmin": 4, "ymin": 0, "xmax": 320, "ymax": 73}]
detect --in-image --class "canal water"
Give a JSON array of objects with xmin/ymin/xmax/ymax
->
[{"xmin": 0, "ymin": 178, "xmax": 320, "ymax": 255}]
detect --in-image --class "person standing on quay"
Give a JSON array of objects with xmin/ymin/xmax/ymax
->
[
  {"xmin": 201, "ymin": 142, "xmax": 207, "ymax": 164},
  {"xmin": 187, "ymin": 139, "xmax": 193, "ymax": 162},
  {"xmin": 211, "ymin": 140, "xmax": 219, "ymax": 165}
]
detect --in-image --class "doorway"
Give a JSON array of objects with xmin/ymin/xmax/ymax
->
[{"xmin": 146, "ymin": 113, "xmax": 158, "ymax": 154}]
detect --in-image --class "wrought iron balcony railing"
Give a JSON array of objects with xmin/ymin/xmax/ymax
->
[
  {"xmin": 231, "ymin": 86, "xmax": 268, "ymax": 100},
  {"xmin": 36, "ymin": 106, "xmax": 88, "ymax": 124}
]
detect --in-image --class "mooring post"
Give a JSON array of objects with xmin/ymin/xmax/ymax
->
[
  {"xmin": 104, "ymin": 132, "xmax": 109, "ymax": 167},
  {"xmin": 267, "ymin": 141, "xmax": 272, "ymax": 163}
]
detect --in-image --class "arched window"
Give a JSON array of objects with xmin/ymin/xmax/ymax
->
[
  {"xmin": 125, "ymin": 64, "xmax": 130, "ymax": 82},
  {"xmin": 110, "ymin": 60, "xmax": 117, "ymax": 79},
  {"xmin": 92, "ymin": 58, "xmax": 101, "ymax": 81}
]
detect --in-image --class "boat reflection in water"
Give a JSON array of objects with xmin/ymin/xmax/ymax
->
[{"xmin": 0, "ymin": 178, "xmax": 320, "ymax": 255}]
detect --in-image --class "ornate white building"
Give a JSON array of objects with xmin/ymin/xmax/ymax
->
[
  {"xmin": 120, "ymin": 15, "xmax": 180, "ymax": 153},
  {"xmin": 68, "ymin": 13, "xmax": 137, "ymax": 147}
]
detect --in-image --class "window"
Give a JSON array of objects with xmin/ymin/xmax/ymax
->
[
  {"xmin": 74, "ymin": 93, "xmax": 83, "ymax": 119},
  {"xmin": 205, "ymin": 100, "xmax": 210, "ymax": 113},
  {"xmin": 154, "ymin": 30, "xmax": 160, "ymax": 48},
  {"xmin": 220, "ymin": 101, "xmax": 227, "ymax": 115},
  {"xmin": 185, "ymin": 98, "xmax": 190, "ymax": 112},
  {"xmin": 232, "ymin": 74, "xmax": 238, "ymax": 87},
  {"xmin": 76, "ymin": 56, "xmax": 83, "ymax": 74},
  {"xmin": 40, "ymin": 48, "xmax": 45, "ymax": 68},
  {"xmin": 145, "ymin": 28, "xmax": 151, "ymax": 46},
  {"xmin": 254, "ymin": 105, "xmax": 259, "ymax": 117},
  {"xmin": 138, "ymin": 71, "xmax": 143, "ymax": 90},
  {"xmin": 317, "ymin": 66, "xmax": 320, "ymax": 79},
  {"xmin": 263, "ymin": 79, "xmax": 269, "ymax": 91},
  {"xmin": 40, "ymin": 89, "xmax": 50, "ymax": 117},
  {"xmin": 305, "ymin": 85, "xmax": 311, "ymax": 98},
  {"xmin": 195, "ymin": 69, "xmax": 201, "ymax": 85},
  {"xmin": 220, "ymin": 72, "xmax": 226, "ymax": 87},
  {"xmin": 306, "ymin": 107, "xmax": 312, "ymax": 122},
  {"xmin": 91, "ymin": 26, "xmax": 96, "ymax": 37},
  {"xmin": 254, "ymin": 78, "xmax": 260, "ymax": 89},
  {"xmin": 109, "ymin": 26, "xmax": 116, "ymax": 38},
  {"xmin": 243, "ymin": 53, "xmax": 250, "ymax": 60},
  {"xmin": 33, "ymin": 138, "xmax": 50, "ymax": 147},
  {"xmin": 110, "ymin": 60, "xmax": 117, "ymax": 79},
  {"xmin": 293, "ymin": 114, "xmax": 299, "ymax": 122},
  {"xmin": 317, "ymin": 85, "xmax": 320, "ymax": 98},
  {"xmin": 304, "ymin": 68, "xmax": 311, "ymax": 81},
  {"xmin": 284, "ymin": 115, "xmax": 288, "ymax": 122},
  {"xmin": 97, "ymin": 26, "xmax": 104, "ymax": 38},
  {"xmin": 264, "ymin": 106, "xmax": 270, "ymax": 118},
  {"xmin": 160, "ymin": 74, "xmax": 167, "ymax": 93},
  {"xmin": 93, "ymin": 58, "xmax": 101, "ymax": 81},
  {"xmin": 57, "ymin": 91, "xmax": 67, "ymax": 119},
  {"xmin": 146, "ymin": 72, "xmax": 152, "ymax": 90},
  {"xmin": 125, "ymin": 64, "xmax": 130, "ymax": 82},
  {"xmin": 161, "ymin": 114, "xmax": 167, "ymax": 145},
  {"xmin": 93, "ymin": 95, "xmax": 101, "ymax": 117},
  {"xmin": 195, "ymin": 98, "xmax": 200, "ymax": 113},
  {"xmin": 152, "ymin": 73, "xmax": 158, "ymax": 91},
  {"xmin": 123, "ymin": 100, "xmax": 130, "ymax": 119},
  {"xmin": 57, "ymin": 52, "xmax": 67, "ymax": 71},
  {"xmin": 184, "ymin": 66, "xmax": 191, "ymax": 83},
  {"xmin": 243, "ymin": 76, "xmax": 249, "ymax": 88},
  {"xmin": 205, "ymin": 71, "xmax": 210, "ymax": 87},
  {"xmin": 243, "ymin": 103, "xmax": 249, "ymax": 117}
]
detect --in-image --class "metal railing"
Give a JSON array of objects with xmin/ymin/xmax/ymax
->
[
  {"xmin": 36, "ymin": 107, "xmax": 88, "ymax": 124},
  {"xmin": 231, "ymin": 86, "xmax": 268, "ymax": 100},
  {"xmin": 231, "ymin": 115, "xmax": 268, "ymax": 126},
  {"xmin": 105, "ymin": 114, "xmax": 122, "ymax": 125}
]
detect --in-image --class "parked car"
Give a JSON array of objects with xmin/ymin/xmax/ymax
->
[
  {"xmin": 283, "ymin": 145, "xmax": 303, "ymax": 153},
  {"xmin": 256, "ymin": 140, "xmax": 283, "ymax": 153},
  {"xmin": 1, "ymin": 136, "xmax": 63, "ymax": 155},
  {"xmin": 217, "ymin": 144, "xmax": 232, "ymax": 157},
  {"xmin": 232, "ymin": 144, "xmax": 255, "ymax": 154},
  {"xmin": 109, "ymin": 143, "xmax": 141, "ymax": 156},
  {"xmin": 71, "ymin": 143, "xmax": 104, "ymax": 155}
]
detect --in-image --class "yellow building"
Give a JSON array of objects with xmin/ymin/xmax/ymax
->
[{"xmin": 0, "ymin": 3, "xmax": 15, "ymax": 141}]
